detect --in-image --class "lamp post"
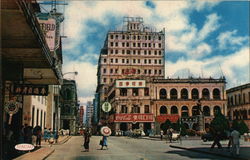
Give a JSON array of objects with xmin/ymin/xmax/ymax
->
[{"xmin": 63, "ymin": 71, "xmax": 78, "ymax": 79}]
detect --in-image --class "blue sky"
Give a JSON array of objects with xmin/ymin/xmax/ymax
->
[{"xmin": 56, "ymin": 1, "xmax": 249, "ymax": 104}]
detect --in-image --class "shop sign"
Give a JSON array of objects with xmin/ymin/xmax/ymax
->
[
  {"xmin": 13, "ymin": 84, "xmax": 48, "ymax": 96},
  {"xmin": 15, "ymin": 144, "xmax": 34, "ymax": 151},
  {"xmin": 156, "ymin": 114, "xmax": 179, "ymax": 123},
  {"xmin": 181, "ymin": 117, "xmax": 198, "ymax": 123},
  {"xmin": 38, "ymin": 18, "xmax": 56, "ymax": 51},
  {"xmin": 114, "ymin": 114, "xmax": 154, "ymax": 122},
  {"xmin": 102, "ymin": 102, "xmax": 112, "ymax": 112},
  {"xmin": 116, "ymin": 80, "xmax": 146, "ymax": 88},
  {"xmin": 4, "ymin": 100, "xmax": 19, "ymax": 124}
]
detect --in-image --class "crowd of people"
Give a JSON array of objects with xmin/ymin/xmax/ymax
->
[{"xmin": 19, "ymin": 124, "xmax": 60, "ymax": 147}]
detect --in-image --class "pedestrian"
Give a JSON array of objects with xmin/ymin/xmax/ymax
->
[
  {"xmin": 231, "ymin": 128, "xmax": 240, "ymax": 156},
  {"xmin": 227, "ymin": 128, "xmax": 233, "ymax": 151},
  {"xmin": 100, "ymin": 135, "xmax": 108, "ymax": 150},
  {"xmin": 44, "ymin": 128, "xmax": 49, "ymax": 142},
  {"xmin": 210, "ymin": 131, "xmax": 222, "ymax": 150},
  {"xmin": 24, "ymin": 124, "xmax": 33, "ymax": 144},
  {"xmin": 34, "ymin": 126, "xmax": 42, "ymax": 147},
  {"xmin": 167, "ymin": 128, "xmax": 173, "ymax": 143},
  {"xmin": 53, "ymin": 130, "xmax": 59, "ymax": 143},
  {"xmin": 83, "ymin": 130, "xmax": 91, "ymax": 152},
  {"xmin": 160, "ymin": 130, "xmax": 164, "ymax": 140}
]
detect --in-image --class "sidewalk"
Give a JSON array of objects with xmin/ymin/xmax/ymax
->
[
  {"xmin": 14, "ymin": 135, "xmax": 71, "ymax": 160},
  {"xmin": 169, "ymin": 139, "xmax": 250, "ymax": 160}
]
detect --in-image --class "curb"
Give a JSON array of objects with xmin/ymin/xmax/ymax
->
[
  {"xmin": 170, "ymin": 145, "xmax": 248, "ymax": 160},
  {"xmin": 57, "ymin": 136, "xmax": 72, "ymax": 145},
  {"xmin": 42, "ymin": 148, "xmax": 55, "ymax": 160}
]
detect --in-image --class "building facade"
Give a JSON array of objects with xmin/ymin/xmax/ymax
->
[
  {"xmin": 85, "ymin": 101, "xmax": 94, "ymax": 127},
  {"xmin": 106, "ymin": 78, "xmax": 227, "ymax": 134},
  {"xmin": 227, "ymin": 83, "xmax": 250, "ymax": 129},
  {"xmin": 60, "ymin": 79, "xmax": 78, "ymax": 134}
]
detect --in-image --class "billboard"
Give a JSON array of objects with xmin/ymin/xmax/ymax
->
[
  {"xmin": 116, "ymin": 80, "xmax": 146, "ymax": 88},
  {"xmin": 156, "ymin": 114, "xmax": 179, "ymax": 123},
  {"xmin": 38, "ymin": 18, "xmax": 56, "ymax": 51},
  {"xmin": 114, "ymin": 114, "xmax": 154, "ymax": 122},
  {"xmin": 12, "ymin": 84, "xmax": 49, "ymax": 96}
]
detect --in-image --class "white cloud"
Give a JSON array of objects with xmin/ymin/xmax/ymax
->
[
  {"xmin": 190, "ymin": 43, "xmax": 212, "ymax": 58},
  {"xmin": 166, "ymin": 47, "xmax": 250, "ymax": 88},
  {"xmin": 191, "ymin": 0, "xmax": 220, "ymax": 11},
  {"xmin": 217, "ymin": 30, "xmax": 249, "ymax": 50},
  {"xmin": 79, "ymin": 96, "xmax": 94, "ymax": 105}
]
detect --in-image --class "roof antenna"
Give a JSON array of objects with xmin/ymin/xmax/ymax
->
[{"xmin": 219, "ymin": 64, "xmax": 225, "ymax": 79}]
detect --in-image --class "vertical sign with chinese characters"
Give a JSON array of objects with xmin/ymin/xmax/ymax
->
[{"xmin": 12, "ymin": 84, "xmax": 48, "ymax": 96}]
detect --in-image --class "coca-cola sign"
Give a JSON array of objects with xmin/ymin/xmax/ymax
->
[
  {"xmin": 156, "ymin": 114, "xmax": 179, "ymax": 123},
  {"xmin": 114, "ymin": 114, "xmax": 154, "ymax": 122}
]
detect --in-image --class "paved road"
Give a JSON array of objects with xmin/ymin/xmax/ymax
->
[{"xmin": 46, "ymin": 136, "xmax": 231, "ymax": 160}]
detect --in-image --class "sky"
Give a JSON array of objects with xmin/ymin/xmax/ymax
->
[{"xmin": 57, "ymin": 0, "xmax": 250, "ymax": 105}]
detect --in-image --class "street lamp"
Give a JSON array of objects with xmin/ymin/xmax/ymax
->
[{"xmin": 63, "ymin": 71, "xmax": 78, "ymax": 77}]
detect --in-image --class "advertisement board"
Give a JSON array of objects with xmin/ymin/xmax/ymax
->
[
  {"xmin": 114, "ymin": 114, "xmax": 154, "ymax": 122},
  {"xmin": 116, "ymin": 80, "xmax": 146, "ymax": 88},
  {"xmin": 156, "ymin": 114, "xmax": 179, "ymax": 123}
]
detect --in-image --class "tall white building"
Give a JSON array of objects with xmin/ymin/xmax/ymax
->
[{"xmin": 85, "ymin": 101, "xmax": 94, "ymax": 127}]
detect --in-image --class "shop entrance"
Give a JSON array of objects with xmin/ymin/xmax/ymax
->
[
  {"xmin": 120, "ymin": 123, "xmax": 127, "ymax": 131},
  {"xmin": 132, "ymin": 123, "xmax": 139, "ymax": 129},
  {"xmin": 143, "ymin": 123, "xmax": 151, "ymax": 136}
]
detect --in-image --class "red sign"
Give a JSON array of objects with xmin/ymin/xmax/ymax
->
[
  {"xmin": 114, "ymin": 114, "xmax": 154, "ymax": 122},
  {"xmin": 156, "ymin": 114, "xmax": 179, "ymax": 123}
]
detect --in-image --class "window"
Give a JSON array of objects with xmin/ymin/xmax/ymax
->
[
  {"xmin": 133, "ymin": 35, "xmax": 136, "ymax": 40},
  {"xmin": 138, "ymin": 43, "xmax": 141, "ymax": 47},
  {"xmin": 159, "ymin": 70, "xmax": 162, "ymax": 74},
  {"xmin": 122, "ymin": 43, "xmax": 125, "ymax": 47},
  {"xmin": 159, "ymin": 60, "xmax": 162, "ymax": 64},
  {"xmin": 159, "ymin": 43, "xmax": 161, "ymax": 48},
  {"xmin": 149, "ymin": 43, "xmax": 151, "ymax": 48},
  {"xmin": 103, "ymin": 58, "xmax": 107, "ymax": 63},
  {"xmin": 110, "ymin": 78, "xmax": 113, "ymax": 82},
  {"xmin": 133, "ymin": 59, "xmax": 136, "ymax": 63},
  {"xmin": 122, "ymin": 35, "xmax": 125, "ymax": 39},
  {"xmin": 213, "ymin": 88, "xmax": 220, "ymax": 100},
  {"xmin": 122, "ymin": 50, "xmax": 125, "ymax": 54},
  {"xmin": 115, "ymin": 35, "xmax": 119, "ymax": 39},
  {"xmin": 170, "ymin": 88, "xmax": 177, "ymax": 99},
  {"xmin": 149, "ymin": 59, "xmax": 151, "ymax": 64},
  {"xmin": 103, "ymin": 68, "xmax": 106, "ymax": 73},
  {"xmin": 144, "ymin": 88, "xmax": 149, "ymax": 96},
  {"xmin": 148, "ymin": 36, "xmax": 151, "ymax": 40},
  {"xmin": 103, "ymin": 78, "xmax": 106, "ymax": 83},
  {"xmin": 155, "ymin": 70, "xmax": 157, "ymax": 74},
  {"xmin": 110, "ymin": 58, "xmax": 113, "ymax": 63},
  {"xmin": 132, "ymin": 88, "xmax": 139, "ymax": 96},
  {"xmin": 110, "ymin": 34, "xmax": 113, "ymax": 39},
  {"xmin": 121, "ymin": 105, "xmax": 128, "ymax": 113},
  {"xmin": 115, "ymin": 59, "xmax": 118, "ymax": 63},
  {"xmin": 126, "ymin": 42, "xmax": 129, "ymax": 47},
  {"xmin": 138, "ymin": 50, "xmax": 141, "ymax": 55},
  {"xmin": 149, "ymin": 70, "xmax": 151, "ymax": 74},
  {"xmin": 145, "ymin": 43, "xmax": 148, "ymax": 47},
  {"xmin": 171, "ymin": 106, "xmax": 178, "ymax": 114},
  {"xmin": 115, "ymin": 69, "xmax": 118, "ymax": 74},
  {"xmin": 115, "ymin": 50, "xmax": 118, "ymax": 54},
  {"xmin": 127, "ymin": 50, "xmax": 130, "ymax": 54},
  {"xmin": 110, "ymin": 42, "xmax": 113, "ymax": 47},
  {"xmin": 144, "ymin": 70, "xmax": 147, "ymax": 74},
  {"xmin": 181, "ymin": 88, "xmax": 188, "ymax": 99},
  {"xmin": 144, "ymin": 105, "xmax": 150, "ymax": 113},
  {"xmin": 133, "ymin": 43, "xmax": 136, "ymax": 47},
  {"xmin": 132, "ymin": 105, "xmax": 140, "ymax": 113},
  {"xmin": 144, "ymin": 59, "xmax": 147, "ymax": 64},
  {"xmin": 159, "ymin": 36, "xmax": 161, "ymax": 40},
  {"xmin": 126, "ymin": 35, "xmax": 130, "ymax": 40},
  {"xmin": 243, "ymin": 93, "xmax": 246, "ymax": 104},
  {"xmin": 120, "ymin": 88, "xmax": 127, "ymax": 96},
  {"xmin": 160, "ymin": 106, "xmax": 167, "ymax": 114},
  {"xmin": 110, "ymin": 69, "xmax": 113, "ymax": 74},
  {"xmin": 133, "ymin": 50, "xmax": 136, "ymax": 55},
  {"xmin": 192, "ymin": 88, "xmax": 199, "ymax": 99},
  {"xmin": 122, "ymin": 59, "xmax": 125, "ymax": 63},
  {"xmin": 148, "ymin": 51, "xmax": 151, "ymax": 55},
  {"xmin": 110, "ymin": 50, "xmax": 113, "ymax": 54},
  {"xmin": 144, "ymin": 50, "xmax": 147, "ymax": 55},
  {"xmin": 138, "ymin": 35, "xmax": 140, "ymax": 40},
  {"xmin": 154, "ymin": 59, "xmax": 157, "ymax": 64},
  {"xmin": 115, "ymin": 42, "xmax": 118, "ymax": 47},
  {"xmin": 126, "ymin": 59, "xmax": 129, "ymax": 64},
  {"xmin": 138, "ymin": 59, "xmax": 140, "ymax": 63},
  {"xmin": 160, "ymin": 89, "xmax": 167, "ymax": 99},
  {"xmin": 159, "ymin": 51, "xmax": 162, "ymax": 55},
  {"xmin": 202, "ymin": 88, "xmax": 210, "ymax": 100},
  {"xmin": 154, "ymin": 51, "xmax": 157, "ymax": 55},
  {"xmin": 138, "ymin": 69, "xmax": 140, "ymax": 74}
]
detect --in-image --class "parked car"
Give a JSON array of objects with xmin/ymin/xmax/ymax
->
[{"xmin": 201, "ymin": 132, "xmax": 229, "ymax": 142}]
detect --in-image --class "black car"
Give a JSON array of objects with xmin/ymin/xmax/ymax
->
[{"xmin": 201, "ymin": 132, "xmax": 229, "ymax": 142}]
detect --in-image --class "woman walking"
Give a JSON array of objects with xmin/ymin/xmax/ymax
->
[
  {"xmin": 83, "ymin": 130, "xmax": 91, "ymax": 152},
  {"xmin": 101, "ymin": 135, "xmax": 108, "ymax": 150}
]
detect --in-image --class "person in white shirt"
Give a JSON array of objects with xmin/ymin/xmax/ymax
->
[{"xmin": 231, "ymin": 129, "xmax": 240, "ymax": 156}]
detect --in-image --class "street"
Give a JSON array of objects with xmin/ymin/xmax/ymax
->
[{"xmin": 46, "ymin": 136, "xmax": 231, "ymax": 160}]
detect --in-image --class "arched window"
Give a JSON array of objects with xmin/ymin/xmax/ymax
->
[
  {"xmin": 213, "ymin": 88, "xmax": 220, "ymax": 100},
  {"xmin": 202, "ymin": 88, "xmax": 210, "ymax": 100},
  {"xmin": 170, "ymin": 89, "xmax": 177, "ymax": 99},
  {"xmin": 192, "ymin": 106, "xmax": 199, "ymax": 116},
  {"xmin": 203, "ymin": 106, "xmax": 210, "ymax": 116},
  {"xmin": 159, "ymin": 89, "xmax": 167, "ymax": 99},
  {"xmin": 160, "ymin": 106, "xmax": 167, "ymax": 114},
  {"xmin": 171, "ymin": 106, "xmax": 178, "ymax": 114},
  {"xmin": 121, "ymin": 105, "xmax": 128, "ymax": 113},
  {"xmin": 214, "ymin": 106, "xmax": 221, "ymax": 115},
  {"xmin": 181, "ymin": 88, "xmax": 188, "ymax": 99},
  {"xmin": 181, "ymin": 106, "xmax": 189, "ymax": 117},
  {"xmin": 192, "ymin": 88, "xmax": 199, "ymax": 99}
]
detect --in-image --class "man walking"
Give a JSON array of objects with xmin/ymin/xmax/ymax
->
[{"xmin": 231, "ymin": 128, "xmax": 240, "ymax": 156}]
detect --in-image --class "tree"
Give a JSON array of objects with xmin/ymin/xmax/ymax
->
[
  {"xmin": 161, "ymin": 119, "xmax": 172, "ymax": 133},
  {"xmin": 210, "ymin": 112, "xmax": 229, "ymax": 134}
]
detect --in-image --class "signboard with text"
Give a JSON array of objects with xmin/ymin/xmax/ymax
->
[
  {"xmin": 156, "ymin": 114, "xmax": 179, "ymax": 123},
  {"xmin": 38, "ymin": 18, "xmax": 56, "ymax": 51},
  {"xmin": 114, "ymin": 114, "xmax": 154, "ymax": 122},
  {"xmin": 13, "ymin": 84, "xmax": 48, "ymax": 96},
  {"xmin": 116, "ymin": 80, "xmax": 146, "ymax": 88}
]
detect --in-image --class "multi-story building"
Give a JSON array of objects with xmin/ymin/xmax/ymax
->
[
  {"xmin": 106, "ymin": 78, "xmax": 227, "ymax": 134},
  {"xmin": 227, "ymin": 83, "xmax": 250, "ymax": 128},
  {"xmin": 86, "ymin": 101, "xmax": 94, "ymax": 127},
  {"xmin": 60, "ymin": 79, "xmax": 78, "ymax": 134},
  {"xmin": 79, "ymin": 106, "xmax": 84, "ymax": 127},
  {"xmin": 96, "ymin": 17, "xmax": 165, "ymax": 127}
]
